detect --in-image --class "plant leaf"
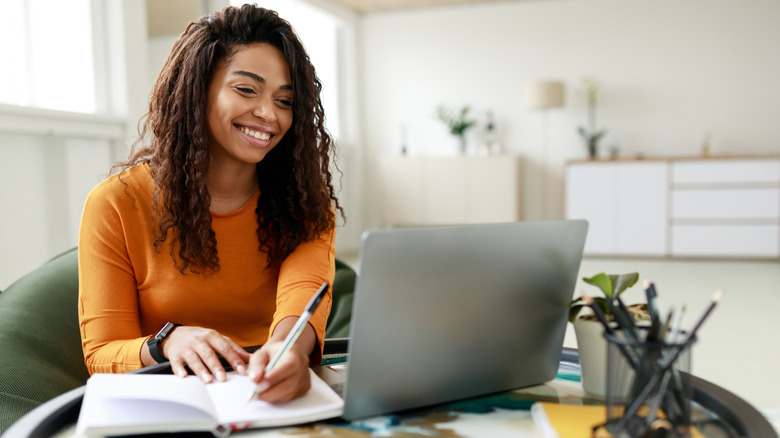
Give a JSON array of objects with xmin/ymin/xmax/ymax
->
[
  {"xmin": 569, "ymin": 304, "xmax": 585, "ymax": 323},
  {"xmin": 609, "ymin": 272, "xmax": 639, "ymax": 296},
  {"xmin": 583, "ymin": 272, "xmax": 613, "ymax": 298},
  {"xmin": 592, "ymin": 297, "xmax": 612, "ymax": 317}
]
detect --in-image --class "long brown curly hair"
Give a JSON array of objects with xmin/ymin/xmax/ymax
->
[{"xmin": 116, "ymin": 4, "xmax": 343, "ymax": 273}]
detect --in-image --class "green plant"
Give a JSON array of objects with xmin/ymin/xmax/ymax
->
[
  {"xmin": 577, "ymin": 77, "xmax": 607, "ymax": 158},
  {"xmin": 569, "ymin": 272, "xmax": 648, "ymax": 323},
  {"xmin": 437, "ymin": 105, "xmax": 477, "ymax": 138}
]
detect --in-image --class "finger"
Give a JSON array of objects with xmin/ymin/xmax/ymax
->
[
  {"xmin": 214, "ymin": 337, "xmax": 251, "ymax": 376},
  {"xmin": 255, "ymin": 351, "xmax": 309, "ymax": 403},
  {"xmin": 247, "ymin": 349, "xmax": 270, "ymax": 383},
  {"xmin": 193, "ymin": 341, "xmax": 228, "ymax": 382},
  {"xmin": 180, "ymin": 349, "xmax": 213, "ymax": 384},
  {"xmin": 168, "ymin": 356, "xmax": 189, "ymax": 378},
  {"xmin": 256, "ymin": 367, "xmax": 311, "ymax": 404}
]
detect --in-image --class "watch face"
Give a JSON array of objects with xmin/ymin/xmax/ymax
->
[{"xmin": 156, "ymin": 322, "xmax": 177, "ymax": 340}]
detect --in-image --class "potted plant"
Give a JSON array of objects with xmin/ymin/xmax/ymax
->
[
  {"xmin": 577, "ymin": 77, "xmax": 607, "ymax": 159},
  {"xmin": 437, "ymin": 105, "xmax": 477, "ymax": 154},
  {"xmin": 569, "ymin": 272, "xmax": 648, "ymax": 397}
]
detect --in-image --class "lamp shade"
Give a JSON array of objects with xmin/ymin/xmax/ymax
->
[{"xmin": 524, "ymin": 80, "xmax": 565, "ymax": 109}]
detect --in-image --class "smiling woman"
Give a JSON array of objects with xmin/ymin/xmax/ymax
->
[
  {"xmin": 77, "ymin": 4, "xmax": 344, "ymax": 406},
  {"xmin": 206, "ymin": 44, "xmax": 294, "ymax": 187}
]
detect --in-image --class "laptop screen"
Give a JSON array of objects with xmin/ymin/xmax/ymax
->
[{"xmin": 342, "ymin": 220, "xmax": 588, "ymax": 420}]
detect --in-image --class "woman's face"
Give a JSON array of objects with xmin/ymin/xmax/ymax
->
[{"xmin": 206, "ymin": 43, "xmax": 294, "ymax": 168}]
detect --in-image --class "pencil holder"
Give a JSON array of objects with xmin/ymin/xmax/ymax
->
[{"xmin": 598, "ymin": 330, "xmax": 694, "ymax": 438}]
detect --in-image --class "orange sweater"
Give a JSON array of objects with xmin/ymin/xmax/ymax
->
[{"xmin": 78, "ymin": 163, "xmax": 335, "ymax": 374}]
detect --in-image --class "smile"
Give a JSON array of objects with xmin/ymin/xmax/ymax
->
[{"xmin": 238, "ymin": 125, "xmax": 271, "ymax": 141}]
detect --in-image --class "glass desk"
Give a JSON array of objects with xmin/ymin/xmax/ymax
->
[{"xmin": 4, "ymin": 347, "xmax": 777, "ymax": 438}]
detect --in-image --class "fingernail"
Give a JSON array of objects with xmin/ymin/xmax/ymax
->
[
  {"xmin": 248, "ymin": 370, "xmax": 258, "ymax": 381},
  {"xmin": 201, "ymin": 371, "xmax": 213, "ymax": 383},
  {"xmin": 235, "ymin": 363, "xmax": 246, "ymax": 375},
  {"xmin": 177, "ymin": 369, "xmax": 188, "ymax": 378},
  {"xmin": 255, "ymin": 381, "xmax": 271, "ymax": 395},
  {"xmin": 216, "ymin": 370, "xmax": 226, "ymax": 382}
]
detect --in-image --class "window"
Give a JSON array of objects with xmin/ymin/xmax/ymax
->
[
  {"xmin": 0, "ymin": 0, "xmax": 98, "ymax": 113},
  {"xmin": 231, "ymin": 0, "xmax": 341, "ymax": 139}
]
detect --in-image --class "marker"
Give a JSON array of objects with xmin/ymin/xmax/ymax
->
[{"xmin": 245, "ymin": 282, "xmax": 329, "ymax": 403}]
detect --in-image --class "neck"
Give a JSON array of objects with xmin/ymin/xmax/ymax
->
[{"xmin": 206, "ymin": 161, "xmax": 258, "ymax": 213}]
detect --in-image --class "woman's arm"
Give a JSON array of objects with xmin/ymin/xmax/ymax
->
[
  {"xmin": 78, "ymin": 181, "xmax": 149, "ymax": 373},
  {"xmin": 247, "ymin": 222, "xmax": 337, "ymax": 402}
]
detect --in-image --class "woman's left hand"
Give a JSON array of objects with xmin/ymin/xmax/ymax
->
[{"xmin": 246, "ymin": 317, "xmax": 317, "ymax": 403}]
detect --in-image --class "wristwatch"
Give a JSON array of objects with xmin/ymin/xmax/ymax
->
[{"xmin": 147, "ymin": 322, "xmax": 180, "ymax": 363}]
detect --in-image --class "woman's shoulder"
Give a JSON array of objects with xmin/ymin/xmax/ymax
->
[{"xmin": 85, "ymin": 163, "xmax": 154, "ymax": 209}]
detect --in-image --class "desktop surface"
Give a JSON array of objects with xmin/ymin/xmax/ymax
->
[{"xmin": 5, "ymin": 347, "xmax": 775, "ymax": 438}]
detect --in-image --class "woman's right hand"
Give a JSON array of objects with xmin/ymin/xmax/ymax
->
[{"xmin": 151, "ymin": 326, "xmax": 252, "ymax": 383}]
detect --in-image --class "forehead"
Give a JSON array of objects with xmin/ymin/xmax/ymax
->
[{"xmin": 219, "ymin": 43, "xmax": 291, "ymax": 83}]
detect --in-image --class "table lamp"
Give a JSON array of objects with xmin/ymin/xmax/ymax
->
[{"xmin": 524, "ymin": 80, "xmax": 565, "ymax": 221}]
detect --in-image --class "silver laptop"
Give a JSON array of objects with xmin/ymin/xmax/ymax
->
[{"xmin": 341, "ymin": 220, "xmax": 588, "ymax": 420}]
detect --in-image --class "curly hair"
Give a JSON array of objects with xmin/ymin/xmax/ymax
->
[{"xmin": 116, "ymin": 4, "xmax": 343, "ymax": 273}]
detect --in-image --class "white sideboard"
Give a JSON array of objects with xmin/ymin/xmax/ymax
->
[
  {"xmin": 378, "ymin": 156, "xmax": 522, "ymax": 227},
  {"xmin": 565, "ymin": 157, "xmax": 780, "ymax": 259}
]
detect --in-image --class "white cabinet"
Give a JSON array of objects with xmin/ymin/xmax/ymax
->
[
  {"xmin": 565, "ymin": 161, "xmax": 668, "ymax": 256},
  {"xmin": 565, "ymin": 157, "xmax": 780, "ymax": 259},
  {"xmin": 378, "ymin": 156, "xmax": 522, "ymax": 227},
  {"xmin": 669, "ymin": 158, "xmax": 780, "ymax": 258}
]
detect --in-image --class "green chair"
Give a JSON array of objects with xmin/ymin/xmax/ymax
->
[
  {"xmin": 326, "ymin": 258, "xmax": 357, "ymax": 339},
  {"xmin": 0, "ymin": 248, "xmax": 87, "ymax": 434},
  {"xmin": 0, "ymin": 247, "xmax": 357, "ymax": 434}
]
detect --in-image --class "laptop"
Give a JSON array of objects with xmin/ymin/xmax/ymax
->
[{"xmin": 340, "ymin": 219, "xmax": 588, "ymax": 420}]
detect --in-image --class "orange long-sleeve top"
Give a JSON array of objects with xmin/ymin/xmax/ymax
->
[{"xmin": 77, "ymin": 163, "xmax": 335, "ymax": 374}]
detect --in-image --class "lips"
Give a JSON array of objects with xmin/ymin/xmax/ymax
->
[{"xmin": 237, "ymin": 125, "xmax": 271, "ymax": 141}]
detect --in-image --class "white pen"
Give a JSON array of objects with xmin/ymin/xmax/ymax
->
[{"xmin": 246, "ymin": 282, "xmax": 329, "ymax": 403}]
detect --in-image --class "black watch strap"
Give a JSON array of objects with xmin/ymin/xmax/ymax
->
[{"xmin": 147, "ymin": 322, "xmax": 180, "ymax": 363}]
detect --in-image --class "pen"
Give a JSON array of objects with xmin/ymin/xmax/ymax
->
[
  {"xmin": 246, "ymin": 282, "xmax": 329, "ymax": 403},
  {"xmin": 617, "ymin": 290, "xmax": 724, "ymax": 427}
]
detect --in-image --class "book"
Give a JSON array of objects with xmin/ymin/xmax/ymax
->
[
  {"xmin": 76, "ymin": 369, "xmax": 344, "ymax": 437},
  {"xmin": 531, "ymin": 402, "xmax": 611, "ymax": 438},
  {"xmin": 531, "ymin": 402, "xmax": 704, "ymax": 438}
]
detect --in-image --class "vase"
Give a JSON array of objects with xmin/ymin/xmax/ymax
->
[
  {"xmin": 573, "ymin": 318, "xmax": 609, "ymax": 398},
  {"xmin": 451, "ymin": 135, "xmax": 467, "ymax": 155},
  {"xmin": 587, "ymin": 138, "xmax": 599, "ymax": 159}
]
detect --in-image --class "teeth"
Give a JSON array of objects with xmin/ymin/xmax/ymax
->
[{"xmin": 240, "ymin": 126, "xmax": 270, "ymax": 140}]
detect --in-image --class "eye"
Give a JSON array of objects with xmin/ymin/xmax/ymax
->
[
  {"xmin": 235, "ymin": 86, "xmax": 255, "ymax": 95},
  {"xmin": 277, "ymin": 99, "xmax": 293, "ymax": 108}
]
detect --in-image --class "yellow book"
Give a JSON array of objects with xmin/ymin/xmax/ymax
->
[
  {"xmin": 531, "ymin": 402, "xmax": 704, "ymax": 438},
  {"xmin": 531, "ymin": 402, "xmax": 610, "ymax": 438}
]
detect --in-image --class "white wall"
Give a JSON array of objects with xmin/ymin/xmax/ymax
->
[{"xmin": 358, "ymin": 0, "xmax": 780, "ymax": 226}]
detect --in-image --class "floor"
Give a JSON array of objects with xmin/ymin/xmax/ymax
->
[{"xmin": 338, "ymin": 251, "xmax": 780, "ymax": 431}]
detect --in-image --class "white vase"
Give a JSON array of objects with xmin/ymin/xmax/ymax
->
[
  {"xmin": 573, "ymin": 318, "xmax": 609, "ymax": 399},
  {"xmin": 451, "ymin": 135, "xmax": 467, "ymax": 155}
]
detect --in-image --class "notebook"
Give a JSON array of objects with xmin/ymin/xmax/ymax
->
[
  {"xmin": 75, "ymin": 369, "xmax": 344, "ymax": 437},
  {"xmin": 341, "ymin": 220, "xmax": 588, "ymax": 420}
]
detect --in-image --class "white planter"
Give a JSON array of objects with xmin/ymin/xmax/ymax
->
[{"xmin": 573, "ymin": 318, "xmax": 609, "ymax": 399}]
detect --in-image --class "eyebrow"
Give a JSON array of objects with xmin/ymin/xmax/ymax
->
[{"xmin": 231, "ymin": 70, "xmax": 292, "ymax": 90}]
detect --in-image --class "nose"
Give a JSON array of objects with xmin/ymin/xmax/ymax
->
[{"xmin": 252, "ymin": 96, "xmax": 276, "ymax": 122}]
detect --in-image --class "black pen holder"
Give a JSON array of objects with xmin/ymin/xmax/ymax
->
[{"xmin": 599, "ymin": 330, "xmax": 694, "ymax": 438}]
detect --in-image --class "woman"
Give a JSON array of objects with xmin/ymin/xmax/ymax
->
[{"xmin": 78, "ymin": 4, "xmax": 342, "ymax": 403}]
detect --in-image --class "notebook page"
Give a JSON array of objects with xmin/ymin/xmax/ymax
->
[
  {"xmin": 206, "ymin": 369, "xmax": 344, "ymax": 427},
  {"xmin": 77, "ymin": 373, "xmax": 218, "ymax": 435}
]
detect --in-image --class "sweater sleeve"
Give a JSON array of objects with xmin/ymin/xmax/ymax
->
[
  {"xmin": 77, "ymin": 180, "xmax": 148, "ymax": 374},
  {"xmin": 271, "ymin": 223, "xmax": 336, "ymax": 366}
]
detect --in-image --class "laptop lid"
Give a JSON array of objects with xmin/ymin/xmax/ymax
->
[{"xmin": 341, "ymin": 220, "xmax": 588, "ymax": 420}]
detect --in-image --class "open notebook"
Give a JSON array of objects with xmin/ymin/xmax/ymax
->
[{"xmin": 75, "ymin": 369, "xmax": 343, "ymax": 437}]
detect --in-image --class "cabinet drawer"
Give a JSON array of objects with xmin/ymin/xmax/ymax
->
[
  {"xmin": 671, "ymin": 188, "xmax": 780, "ymax": 219},
  {"xmin": 671, "ymin": 224, "xmax": 780, "ymax": 257},
  {"xmin": 672, "ymin": 159, "xmax": 780, "ymax": 184}
]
